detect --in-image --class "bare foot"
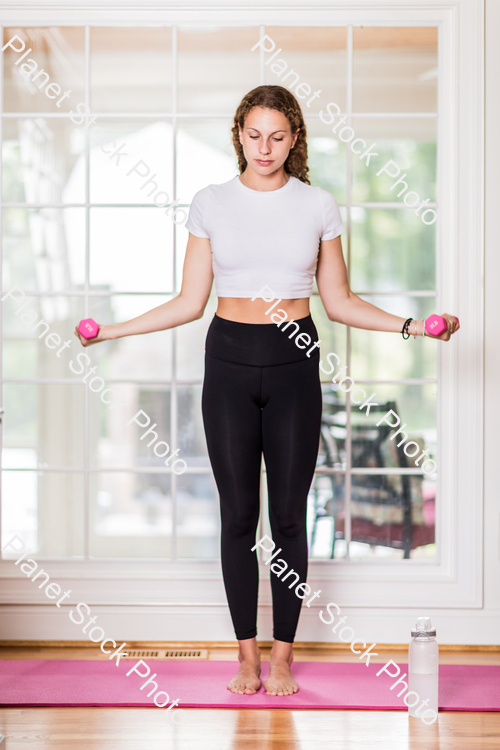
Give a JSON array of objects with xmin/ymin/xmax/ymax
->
[
  {"xmin": 227, "ymin": 637, "xmax": 262, "ymax": 695},
  {"xmin": 264, "ymin": 640, "xmax": 298, "ymax": 696}
]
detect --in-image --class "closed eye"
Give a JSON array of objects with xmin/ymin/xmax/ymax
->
[{"xmin": 249, "ymin": 136, "xmax": 284, "ymax": 141}]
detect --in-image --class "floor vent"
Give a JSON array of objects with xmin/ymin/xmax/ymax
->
[
  {"xmin": 164, "ymin": 649, "xmax": 208, "ymax": 659},
  {"xmin": 122, "ymin": 649, "xmax": 208, "ymax": 660}
]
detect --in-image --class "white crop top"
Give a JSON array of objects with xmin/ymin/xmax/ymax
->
[{"xmin": 185, "ymin": 175, "xmax": 345, "ymax": 299}]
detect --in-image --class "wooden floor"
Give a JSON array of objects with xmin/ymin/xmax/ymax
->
[{"xmin": 1, "ymin": 642, "xmax": 499, "ymax": 749}]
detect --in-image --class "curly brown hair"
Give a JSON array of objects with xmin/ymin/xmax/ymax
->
[{"xmin": 231, "ymin": 85, "xmax": 310, "ymax": 185}]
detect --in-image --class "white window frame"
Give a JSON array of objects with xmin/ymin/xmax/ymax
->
[{"xmin": 0, "ymin": 0, "xmax": 483, "ymax": 637}]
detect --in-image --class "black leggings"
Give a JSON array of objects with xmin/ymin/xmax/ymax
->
[{"xmin": 201, "ymin": 314, "xmax": 322, "ymax": 643}]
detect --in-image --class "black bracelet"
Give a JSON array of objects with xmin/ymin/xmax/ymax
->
[{"xmin": 401, "ymin": 318, "xmax": 413, "ymax": 340}]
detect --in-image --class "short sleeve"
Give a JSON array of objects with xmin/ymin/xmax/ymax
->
[
  {"xmin": 185, "ymin": 188, "xmax": 210, "ymax": 239},
  {"xmin": 320, "ymin": 190, "xmax": 345, "ymax": 241}
]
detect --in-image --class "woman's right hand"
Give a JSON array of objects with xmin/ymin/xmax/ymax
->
[{"xmin": 74, "ymin": 324, "xmax": 108, "ymax": 347}]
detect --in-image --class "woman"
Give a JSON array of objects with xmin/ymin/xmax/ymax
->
[{"xmin": 76, "ymin": 85, "xmax": 459, "ymax": 698}]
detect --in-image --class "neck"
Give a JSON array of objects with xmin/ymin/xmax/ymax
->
[{"xmin": 239, "ymin": 167, "xmax": 290, "ymax": 192}]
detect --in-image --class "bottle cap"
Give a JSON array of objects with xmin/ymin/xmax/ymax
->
[{"xmin": 411, "ymin": 616, "xmax": 436, "ymax": 637}]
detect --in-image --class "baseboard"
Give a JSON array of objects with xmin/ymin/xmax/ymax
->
[{"xmin": 1, "ymin": 640, "xmax": 499, "ymax": 651}]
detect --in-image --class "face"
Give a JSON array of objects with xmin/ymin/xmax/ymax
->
[{"xmin": 238, "ymin": 106, "xmax": 299, "ymax": 176}]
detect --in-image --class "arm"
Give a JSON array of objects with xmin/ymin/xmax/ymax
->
[
  {"xmin": 316, "ymin": 236, "xmax": 460, "ymax": 341},
  {"xmin": 75, "ymin": 233, "xmax": 214, "ymax": 346}
]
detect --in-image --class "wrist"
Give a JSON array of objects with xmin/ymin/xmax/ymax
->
[
  {"xmin": 99, "ymin": 324, "xmax": 116, "ymax": 341},
  {"xmin": 411, "ymin": 319, "xmax": 425, "ymax": 337},
  {"xmin": 401, "ymin": 318, "xmax": 425, "ymax": 338}
]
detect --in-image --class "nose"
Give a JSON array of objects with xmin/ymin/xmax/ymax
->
[{"xmin": 259, "ymin": 139, "xmax": 272, "ymax": 155}]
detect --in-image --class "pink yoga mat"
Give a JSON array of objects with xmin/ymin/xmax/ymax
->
[{"xmin": 0, "ymin": 660, "xmax": 498, "ymax": 711}]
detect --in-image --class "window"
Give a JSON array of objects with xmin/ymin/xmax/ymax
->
[
  {"xmin": 0, "ymin": 20, "xmax": 469, "ymax": 582},
  {"xmin": 0, "ymin": 0, "xmax": 484, "ymax": 629},
  {"xmin": 301, "ymin": 26, "xmax": 439, "ymax": 561},
  {"xmin": 1, "ymin": 25, "xmax": 260, "ymax": 559}
]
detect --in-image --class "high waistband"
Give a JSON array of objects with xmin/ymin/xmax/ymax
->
[{"xmin": 205, "ymin": 313, "xmax": 320, "ymax": 367}]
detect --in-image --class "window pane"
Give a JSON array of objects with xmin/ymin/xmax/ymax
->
[
  {"xmin": 351, "ymin": 118, "xmax": 437, "ymax": 203},
  {"xmin": 89, "ymin": 208, "xmax": 173, "ymax": 292},
  {"xmin": 350, "ymin": 383, "xmax": 437, "ymax": 469},
  {"xmin": 90, "ymin": 472, "xmax": 172, "ymax": 558},
  {"xmin": 88, "ymin": 295, "xmax": 173, "ymax": 382},
  {"xmin": 318, "ymin": 385, "xmax": 348, "ymax": 470},
  {"xmin": 3, "ymin": 295, "xmax": 85, "ymax": 379},
  {"xmin": 177, "ymin": 119, "xmax": 238, "ymax": 203},
  {"xmin": 178, "ymin": 385, "xmax": 209, "ymax": 467},
  {"xmin": 1, "ymin": 470, "xmax": 84, "ymax": 557},
  {"xmin": 90, "ymin": 27, "xmax": 172, "ymax": 113},
  {"xmin": 347, "ymin": 473, "xmax": 435, "ymax": 560},
  {"xmin": 3, "ymin": 28, "xmax": 85, "ymax": 113},
  {"xmin": 3, "ymin": 383, "xmax": 85, "ymax": 468},
  {"xmin": 353, "ymin": 27, "xmax": 438, "ymax": 113},
  {"xmin": 307, "ymin": 128, "xmax": 347, "ymax": 205},
  {"xmin": 89, "ymin": 119, "xmax": 173, "ymax": 204},
  {"xmin": 308, "ymin": 472, "xmax": 346, "ymax": 559},
  {"xmin": 265, "ymin": 27, "xmax": 347, "ymax": 112},
  {"xmin": 3, "ymin": 118, "xmax": 85, "ymax": 204},
  {"xmin": 350, "ymin": 295, "xmax": 437, "ymax": 381},
  {"xmin": 91, "ymin": 383, "xmax": 172, "ymax": 468},
  {"xmin": 3, "ymin": 207, "xmax": 85, "ymax": 292},
  {"xmin": 176, "ymin": 472, "xmax": 220, "ymax": 559},
  {"xmin": 177, "ymin": 27, "xmax": 260, "ymax": 114},
  {"xmin": 350, "ymin": 208, "xmax": 436, "ymax": 292}
]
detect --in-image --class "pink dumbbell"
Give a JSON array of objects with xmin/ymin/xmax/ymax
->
[
  {"xmin": 425, "ymin": 314, "xmax": 447, "ymax": 336},
  {"xmin": 78, "ymin": 318, "xmax": 99, "ymax": 339},
  {"xmin": 424, "ymin": 314, "xmax": 460, "ymax": 337}
]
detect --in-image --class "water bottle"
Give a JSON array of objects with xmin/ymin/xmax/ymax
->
[{"xmin": 408, "ymin": 616, "xmax": 439, "ymax": 718}]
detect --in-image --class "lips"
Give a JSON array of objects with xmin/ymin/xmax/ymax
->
[{"xmin": 256, "ymin": 160, "xmax": 273, "ymax": 165}]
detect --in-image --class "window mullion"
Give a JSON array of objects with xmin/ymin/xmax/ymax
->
[
  {"xmin": 83, "ymin": 24, "xmax": 91, "ymax": 561},
  {"xmin": 171, "ymin": 24, "xmax": 178, "ymax": 563},
  {"xmin": 0, "ymin": 24, "xmax": 4, "ymax": 555},
  {"xmin": 344, "ymin": 23, "xmax": 354, "ymax": 561}
]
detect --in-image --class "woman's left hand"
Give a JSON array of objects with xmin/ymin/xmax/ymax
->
[{"xmin": 427, "ymin": 314, "xmax": 460, "ymax": 341}]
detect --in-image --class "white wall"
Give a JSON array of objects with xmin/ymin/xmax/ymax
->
[
  {"xmin": 482, "ymin": 0, "xmax": 500, "ymax": 630},
  {"xmin": 0, "ymin": 0, "xmax": 496, "ymax": 647}
]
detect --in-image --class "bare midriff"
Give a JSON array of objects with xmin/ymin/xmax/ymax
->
[{"xmin": 216, "ymin": 297, "xmax": 311, "ymax": 325}]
